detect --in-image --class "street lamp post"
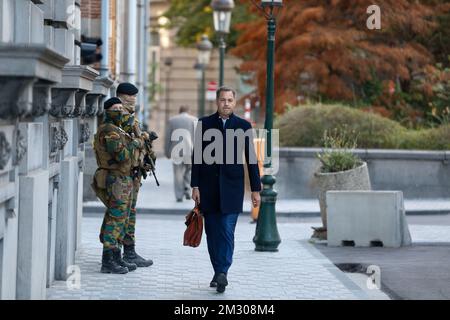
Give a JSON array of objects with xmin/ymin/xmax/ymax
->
[
  {"xmin": 196, "ymin": 35, "xmax": 213, "ymax": 118},
  {"xmin": 211, "ymin": 0, "xmax": 234, "ymax": 87},
  {"xmin": 252, "ymin": 0, "xmax": 283, "ymax": 252},
  {"xmin": 164, "ymin": 57, "xmax": 173, "ymax": 126}
]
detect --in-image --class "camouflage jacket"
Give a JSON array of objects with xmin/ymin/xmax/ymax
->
[{"xmin": 93, "ymin": 122, "xmax": 141, "ymax": 176}]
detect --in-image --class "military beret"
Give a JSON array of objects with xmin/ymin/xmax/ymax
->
[
  {"xmin": 104, "ymin": 97, "xmax": 123, "ymax": 110},
  {"xmin": 117, "ymin": 82, "xmax": 139, "ymax": 96}
]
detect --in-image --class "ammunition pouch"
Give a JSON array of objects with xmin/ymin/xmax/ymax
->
[
  {"xmin": 91, "ymin": 169, "xmax": 109, "ymax": 206},
  {"xmin": 94, "ymin": 168, "xmax": 108, "ymax": 189}
]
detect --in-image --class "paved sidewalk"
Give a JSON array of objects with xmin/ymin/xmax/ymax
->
[
  {"xmin": 47, "ymin": 211, "xmax": 450, "ymax": 300},
  {"xmin": 47, "ymin": 214, "xmax": 369, "ymax": 300},
  {"xmin": 62, "ymin": 158, "xmax": 450, "ymax": 300},
  {"xmin": 84, "ymin": 159, "xmax": 450, "ymax": 217}
]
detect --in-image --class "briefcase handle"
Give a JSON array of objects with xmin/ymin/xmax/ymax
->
[{"xmin": 192, "ymin": 205, "xmax": 201, "ymax": 216}]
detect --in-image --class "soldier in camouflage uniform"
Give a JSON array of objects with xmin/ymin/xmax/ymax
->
[
  {"xmin": 116, "ymin": 83, "xmax": 156, "ymax": 267},
  {"xmin": 92, "ymin": 97, "xmax": 142, "ymax": 274}
]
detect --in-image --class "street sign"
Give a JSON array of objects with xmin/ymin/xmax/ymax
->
[
  {"xmin": 206, "ymin": 81, "xmax": 218, "ymax": 101},
  {"xmin": 244, "ymin": 98, "xmax": 252, "ymax": 121}
]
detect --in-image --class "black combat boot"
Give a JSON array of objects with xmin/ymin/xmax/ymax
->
[
  {"xmin": 123, "ymin": 244, "xmax": 153, "ymax": 267},
  {"xmin": 101, "ymin": 249, "xmax": 129, "ymax": 274},
  {"xmin": 113, "ymin": 248, "xmax": 137, "ymax": 271}
]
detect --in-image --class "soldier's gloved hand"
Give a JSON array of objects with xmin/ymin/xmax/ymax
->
[
  {"xmin": 142, "ymin": 131, "xmax": 150, "ymax": 141},
  {"xmin": 143, "ymin": 163, "xmax": 154, "ymax": 171},
  {"xmin": 131, "ymin": 138, "xmax": 143, "ymax": 149},
  {"xmin": 148, "ymin": 149, "xmax": 157, "ymax": 162}
]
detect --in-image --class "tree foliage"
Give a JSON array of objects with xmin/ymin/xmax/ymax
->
[
  {"xmin": 164, "ymin": 0, "xmax": 255, "ymax": 48},
  {"xmin": 230, "ymin": 0, "xmax": 450, "ymax": 127}
]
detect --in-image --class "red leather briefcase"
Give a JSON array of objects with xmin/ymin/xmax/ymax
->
[{"xmin": 183, "ymin": 206, "xmax": 204, "ymax": 247}]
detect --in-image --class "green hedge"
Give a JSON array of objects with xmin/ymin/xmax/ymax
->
[{"xmin": 276, "ymin": 104, "xmax": 450, "ymax": 150}]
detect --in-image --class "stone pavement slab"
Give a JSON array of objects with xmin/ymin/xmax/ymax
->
[{"xmin": 46, "ymin": 214, "xmax": 368, "ymax": 300}]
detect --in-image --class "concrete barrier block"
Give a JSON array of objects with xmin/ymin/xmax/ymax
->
[{"xmin": 327, "ymin": 191, "xmax": 412, "ymax": 248}]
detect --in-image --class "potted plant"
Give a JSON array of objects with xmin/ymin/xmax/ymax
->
[{"xmin": 312, "ymin": 127, "xmax": 371, "ymax": 240}]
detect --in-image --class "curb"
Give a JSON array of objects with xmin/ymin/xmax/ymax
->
[{"xmin": 83, "ymin": 205, "xmax": 450, "ymax": 217}]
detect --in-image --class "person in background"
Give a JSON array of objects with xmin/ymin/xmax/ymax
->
[{"xmin": 165, "ymin": 105, "xmax": 198, "ymax": 202}]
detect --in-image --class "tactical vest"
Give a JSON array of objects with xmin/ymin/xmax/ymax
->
[{"xmin": 93, "ymin": 123, "xmax": 133, "ymax": 176}]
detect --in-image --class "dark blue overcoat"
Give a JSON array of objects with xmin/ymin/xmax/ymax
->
[{"xmin": 191, "ymin": 112, "xmax": 261, "ymax": 214}]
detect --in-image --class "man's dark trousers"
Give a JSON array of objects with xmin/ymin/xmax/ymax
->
[{"xmin": 204, "ymin": 212, "xmax": 239, "ymax": 274}]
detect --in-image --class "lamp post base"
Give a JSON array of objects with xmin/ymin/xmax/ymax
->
[
  {"xmin": 254, "ymin": 245, "xmax": 279, "ymax": 252},
  {"xmin": 253, "ymin": 173, "xmax": 281, "ymax": 252}
]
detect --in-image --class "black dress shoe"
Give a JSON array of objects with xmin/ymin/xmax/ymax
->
[
  {"xmin": 210, "ymin": 274, "xmax": 218, "ymax": 288},
  {"xmin": 216, "ymin": 273, "xmax": 228, "ymax": 293}
]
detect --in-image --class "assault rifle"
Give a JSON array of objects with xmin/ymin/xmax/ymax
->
[{"xmin": 141, "ymin": 130, "xmax": 160, "ymax": 186}]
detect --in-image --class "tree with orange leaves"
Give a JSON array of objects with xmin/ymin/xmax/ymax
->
[{"xmin": 231, "ymin": 0, "xmax": 450, "ymax": 127}]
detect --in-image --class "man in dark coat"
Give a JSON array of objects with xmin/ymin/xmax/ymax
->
[{"xmin": 191, "ymin": 86, "xmax": 261, "ymax": 293}]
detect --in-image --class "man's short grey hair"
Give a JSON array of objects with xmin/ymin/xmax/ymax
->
[
  {"xmin": 179, "ymin": 105, "xmax": 190, "ymax": 113},
  {"xmin": 216, "ymin": 86, "xmax": 236, "ymax": 100}
]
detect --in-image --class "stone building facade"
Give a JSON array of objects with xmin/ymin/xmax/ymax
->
[
  {"xmin": 0, "ymin": 0, "xmax": 149, "ymax": 299},
  {"xmin": 148, "ymin": 0, "xmax": 243, "ymax": 155}
]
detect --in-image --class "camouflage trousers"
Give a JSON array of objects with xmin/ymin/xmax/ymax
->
[
  {"xmin": 122, "ymin": 173, "xmax": 142, "ymax": 246},
  {"xmin": 99, "ymin": 174, "xmax": 134, "ymax": 250}
]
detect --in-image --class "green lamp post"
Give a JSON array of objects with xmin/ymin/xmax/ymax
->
[
  {"xmin": 196, "ymin": 35, "xmax": 213, "ymax": 118},
  {"xmin": 253, "ymin": 0, "xmax": 283, "ymax": 252},
  {"xmin": 211, "ymin": 0, "xmax": 235, "ymax": 87}
]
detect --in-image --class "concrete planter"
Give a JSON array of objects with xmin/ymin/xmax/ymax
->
[{"xmin": 313, "ymin": 162, "xmax": 372, "ymax": 238}]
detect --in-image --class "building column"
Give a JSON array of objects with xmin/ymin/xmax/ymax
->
[{"xmin": 51, "ymin": 65, "xmax": 98, "ymax": 281}]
